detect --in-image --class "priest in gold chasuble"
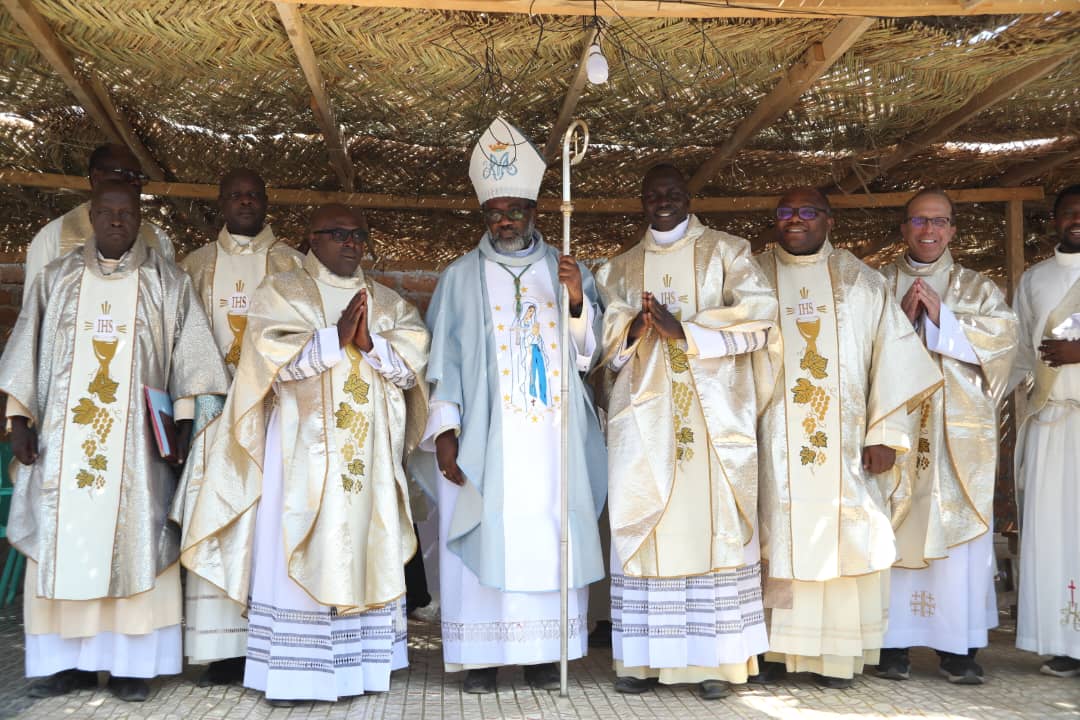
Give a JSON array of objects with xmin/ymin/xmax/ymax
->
[
  {"xmin": 877, "ymin": 189, "xmax": 1017, "ymax": 685},
  {"xmin": 181, "ymin": 205, "xmax": 429, "ymax": 703},
  {"xmin": 753, "ymin": 187, "xmax": 942, "ymax": 687},
  {"xmin": 0, "ymin": 181, "xmax": 228, "ymax": 702},
  {"xmin": 176, "ymin": 169, "xmax": 302, "ymax": 683},
  {"xmin": 594, "ymin": 165, "xmax": 780, "ymax": 700}
]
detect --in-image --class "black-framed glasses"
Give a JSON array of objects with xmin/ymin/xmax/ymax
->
[
  {"xmin": 96, "ymin": 166, "xmax": 149, "ymax": 185},
  {"xmin": 776, "ymin": 206, "xmax": 829, "ymax": 221},
  {"xmin": 483, "ymin": 207, "xmax": 531, "ymax": 224},
  {"xmin": 905, "ymin": 216, "xmax": 952, "ymax": 229},
  {"xmin": 312, "ymin": 227, "xmax": 369, "ymax": 244}
]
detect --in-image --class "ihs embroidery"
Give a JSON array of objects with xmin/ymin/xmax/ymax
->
[
  {"xmin": 72, "ymin": 302, "xmax": 126, "ymax": 491},
  {"xmin": 219, "ymin": 279, "xmax": 249, "ymax": 368},
  {"xmin": 787, "ymin": 287, "xmax": 831, "ymax": 466},
  {"xmin": 335, "ymin": 346, "xmax": 371, "ymax": 495}
]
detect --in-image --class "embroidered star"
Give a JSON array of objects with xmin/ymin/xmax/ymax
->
[
  {"xmin": 502, "ymin": 369, "xmax": 510, "ymax": 376},
  {"xmin": 548, "ymin": 321, "xmax": 556, "ymax": 328},
  {"xmin": 550, "ymin": 343, "xmax": 558, "ymax": 350},
  {"xmin": 553, "ymin": 370, "xmax": 560, "ymax": 377},
  {"xmin": 497, "ymin": 323, "xmax": 505, "ymax": 331},
  {"xmin": 500, "ymin": 344, "xmax": 508, "ymax": 351},
  {"xmin": 531, "ymin": 416, "xmax": 539, "ymax": 423},
  {"xmin": 521, "ymin": 286, "xmax": 528, "ymax": 293},
  {"xmin": 494, "ymin": 305, "xmax": 501, "ymax": 311},
  {"xmin": 503, "ymin": 394, "xmax": 510, "ymax": 402},
  {"xmin": 546, "ymin": 302, "xmax": 554, "ymax": 309}
]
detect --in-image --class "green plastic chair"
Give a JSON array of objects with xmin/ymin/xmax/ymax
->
[{"xmin": 0, "ymin": 441, "xmax": 24, "ymax": 607}]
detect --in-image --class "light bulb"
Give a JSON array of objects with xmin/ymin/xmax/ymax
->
[{"xmin": 586, "ymin": 43, "xmax": 608, "ymax": 85}]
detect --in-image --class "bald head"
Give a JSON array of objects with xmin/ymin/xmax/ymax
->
[
  {"xmin": 308, "ymin": 204, "xmax": 369, "ymax": 277},
  {"xmin": 90, "ymin": 180, "xmax": 141, "ymax": 259}
]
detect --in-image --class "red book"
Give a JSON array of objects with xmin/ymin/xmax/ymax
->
[{"xmin": 144, "ymin": 386, "xmax": 178, "ymax": 463}]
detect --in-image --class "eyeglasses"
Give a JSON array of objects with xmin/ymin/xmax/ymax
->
[
  {"xmin": 95, "ymin": 166, "xmax": 149, "ymax": 185},
  {"xmin": 905, "ymin": 216, "xmax": 952, "ymax": 229},
  {"xmin": 483, "ymin": 207, "xmax": 531, "ymax": 224},
  {"xmin": 312, "ymin": 227, "xmax": 369, "ymax": 244},
  {"xmin": 776, "ymin": 206, "xmax": 829, "ymax": 221}
]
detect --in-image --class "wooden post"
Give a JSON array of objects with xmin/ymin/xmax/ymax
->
[{"xmin": 1004, "ymin": 198, "xmax": 1025, "ymax": 303}]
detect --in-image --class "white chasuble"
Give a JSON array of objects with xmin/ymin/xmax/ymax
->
[
  {"xmin": 776, "ymin": 260, "xmax": 844, "ymax": 581},
  {"xmin": 211, "ymin": 248, "xmax": 268, "ymax": 372},
  {"xmin": 53, "ymin": 269, "xmax": 140, "ymax": 600},
  {"xmin": 633, "ymin": 241, "xmax": 715, "ymax": 577},
  {"xmin": 484, "ymin": 259, "xmax": 569, "ymax": 591}
]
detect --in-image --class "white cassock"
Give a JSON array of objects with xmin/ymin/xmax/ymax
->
[
  {"xmin": 1013, "ymin": 248, "xmax": 1080, "ymax": 659},
  {"xmin": 243, "ymin": 326, "xmax": 414, "ymax": 701},
  {"xmin": 422, "ymin": 249, "xmax": 596, "ymax": 669},
  {"xmin": 884, "ymin": 269, "xmax": 996, "ymax": 653}
]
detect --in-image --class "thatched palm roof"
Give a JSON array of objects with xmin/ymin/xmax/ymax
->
[{"xmin": 0, "ymin": 0, "xmax": 1077, "ymax": 276}]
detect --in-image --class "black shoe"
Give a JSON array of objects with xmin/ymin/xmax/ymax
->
[
  {"xmin": 265, "ymin": 698, "xmax": 299, "ymax": 707},
  {"xmin": 28, "ymin": 669, "xmax": 98, "ymax": 698},
  {"xmin": 876, "ymin": 648, "xmax": 911, "ymax": 681},
  {"xmin": 523, "ymin": 662, "xmax": 560, "ymax": 691},
  {"xmin": 747, "ymin": 659, "xmax": 787, "ymax": 684},
  {"xmin": 938, "ymin": 652, "xmax": 985, "ymax": 685},
  {"xmin": 197, "ymin": 657, "xmax": 246, "ymax": 687},
  {"xmin": 588, "ymin": 620, "xmax": 613, "ymax": 648},
  {"xmin": 1040, "ymin": 656, "xmax": 1080, "ymax": 678},
  {"xmin": 613, "ymin": 676, "xmax": 658, "ymax": 694},
  {"xmin": 463, "ymin": 667, "xmax": 498, "ymax": 694},
  {"xmin": 813, "ymin": 673, "xmax": 853, "ymax": 689},
  {"xmin": 699, "ymin": 679, "xmax": 731, "ymax": 700},
  {"xmin": 107, "ymin": 676, "xmax": 150, "ymax": 702}
]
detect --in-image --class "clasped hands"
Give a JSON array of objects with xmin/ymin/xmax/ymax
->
[
  {"xmin": 900, "ymin": 278, "xmax": 942, "ymax": 327},
  {"xmin": 337, "ymin": 288, "xmax": 374, "ymax": 352},
  {"xmin": 628, "ymin": 292, "xmax": 685, "ymax": 344}
]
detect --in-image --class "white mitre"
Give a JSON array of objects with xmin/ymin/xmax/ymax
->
[{"xmin": 469, "ymin": 117, "xmax": 545, "ymax": 204}]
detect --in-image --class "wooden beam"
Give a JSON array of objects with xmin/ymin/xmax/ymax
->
[
  {"xmin": 275, "ymin": 2, "xmax": 355, "ymax": 190},
  {"xmin": 1004, "ymin": 198, "xmax": 1025, "ymax": 302},
  {"xmin": 271, "ymin": 1, "xmax": 1080, "ymax": 19},
  {"xmin": 688, "ymin": 17, "xmax": 873, "ymax": 194},
  {"xmin": 836, "ymin": 52, "xmax": 1075, "ymax": 193},
  {"xmin": 999, "ymin": 146, "xmax": 1080, "ymax": 187},
  {"xmin": 1, "ymin": 0, "xmax": 121, "ymax": 145},
  {"xmin": 542, "ymin": 26, "xmax": 599, "ymax": 165},
  {"xmin": 2, "ymin": 0, "xmax": 214, "ymax": 235},
  {"xmin": 0, "ymin": 169, "xmax": 1044, "ymax": 212}
]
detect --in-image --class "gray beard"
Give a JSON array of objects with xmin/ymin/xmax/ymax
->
[{"xmin": 493, "ymin": 223, "xmax": 535, "ymax": 254}]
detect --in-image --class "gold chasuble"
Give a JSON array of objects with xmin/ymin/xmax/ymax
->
[
  {"xmin": 595, "ymin": 217, "xmax": 780, "ymax": 577},
  {"xmin": 0, "ymin": 235, "xmax": 228, "ymax": 609},
  {"xmin": 181, "ymin": 252, "xmax": 430, "ymax": 614},
  {"xmin": 180, "ymin": 225, "xmax": 303, "ymax": 374},
  {"xmin": 881, "ymin": 252, "xmax": 1017, "ymax": 567},
  {"xmin": 756, "ymin": 242, "xmax": 941, "ymax": 678}
]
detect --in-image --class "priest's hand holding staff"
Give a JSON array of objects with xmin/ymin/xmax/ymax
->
[{"xmin": 558, "ymin": 254, "xmax": 584, "ymax": 318}]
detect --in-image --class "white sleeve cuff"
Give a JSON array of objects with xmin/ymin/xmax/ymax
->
[
  {"xmin": 569, "ymin": 302, "xmax": 596, "ymax": 372},
  {"xmin": 926, "ymin": 305, "xmax": 979, "ymax": 364},
  {"xmin": 173, "ymin": 397, "xmax": 195, "ymax": 421},
  {"xmin": 420, "ymin": 400, "xmax": 461, "ymax": 452}
]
